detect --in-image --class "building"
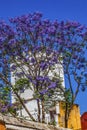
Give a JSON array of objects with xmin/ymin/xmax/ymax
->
[
  {"xmin": 0, "ymin": 103, "xmax": 81, "ymax": 130},
  {"xmin": 49, "ymin": 101, "xmax": 81, "ymax": 129},
  {"xmin": 10, "ymin": 52, "xmax": 81, "ymax": 128},
  {"xmin": 81, "ymin": 112, "xmax": 87, "ymax": 130},
  {"xmin": 11, "ymin": 56, "xmax": 65, "ymax": 123}
]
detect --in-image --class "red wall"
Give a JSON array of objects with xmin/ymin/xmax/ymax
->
[{"xmin": 81, "ymin": 112, "xmax": 87, "ymax": 130}]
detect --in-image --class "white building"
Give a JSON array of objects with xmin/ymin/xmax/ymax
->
[{"xmin": 11, "ymin": 53, "xmax": 65, "ymax": 126}]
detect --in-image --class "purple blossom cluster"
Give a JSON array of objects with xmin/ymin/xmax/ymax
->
[{"xmin": 39, "ymin": 82, "xmax": 57, "ymax": 95}]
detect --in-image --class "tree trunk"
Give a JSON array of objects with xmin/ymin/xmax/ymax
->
[
  {"xmin": 14, "ymin": 91, "xmax": 35, "ymax": 121},
  {"xmin": 37, "ymin": 100, "xmax": 41, "ymax": 122},
  {"xmin": 65, "ymin": 102, "xmax": 68, "ymax": 128},
  {"xmin": 41, "ymin": 99, "xmax": 45, "ymax": 123}
]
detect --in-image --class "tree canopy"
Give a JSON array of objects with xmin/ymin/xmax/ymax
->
[{"xmin": 0, "ymin": 12, "xmax": 87, "ymax": 125}]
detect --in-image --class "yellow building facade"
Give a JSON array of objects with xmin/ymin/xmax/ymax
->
[{"xmin": 58, "ymin": 102, "xmax": 81, "ymax": 130}]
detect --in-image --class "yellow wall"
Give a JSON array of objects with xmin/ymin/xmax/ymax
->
[{"xmin": 58, "ymin": 102, "xmax": 81, "ymax": 130}]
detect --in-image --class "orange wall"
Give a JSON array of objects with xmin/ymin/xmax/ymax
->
[
  {"xmin": 58, "ymin": 102, "xmax": 81, "ymax": 130},
  {"xmin": 0, "ymin": 122, "xmax": 6, "ymax": 130}
]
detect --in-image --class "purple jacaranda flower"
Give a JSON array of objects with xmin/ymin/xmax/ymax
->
[
  {"xmin": 46, "ymin": 48, "xmax": 52, "ymax": 55},
  {"xmin": 23, "ymin": 46, "xmax": 28, "ymax": 52},
  {"xmin": 76, "ymin": 26, "xmax": 84, "ymax": 32},
  {"xmin": 36, "ymin": 98, "xmax": 40, "ymax": 102},
  {"xmin": 8, "ymin": 39, "xmax": 16, "ymax": 47},
  {"xmin": 48, "ymin": 82, "xmax": 56, "ymax": 89},
  {"xmin": 36, "ymin": 76, "xmax": 44, "ymax": 81},
  {"xmin": 3, "ymin": 59, "xmax": 8, "ymax": 64},
  {"xmin": 10, "ymin": 65, "xmax": 16, "ymax": 71},
  {"xmin": 55, "ymin": 38, "xmax": 59, "ymax": 43},
  {"xmin": 43, "ymin": 19, "xmax": 50, "ymax": 24},
  {"xmin": 53, "ymin": 20, "xmax": 59, "ymax": 28},
  {"xmin": 1, "ymin": 106, "xmax": 8, "ymax": 113},
  {"xmin": 52, "ymin": 56, "xmax": 58, "ymax": 63},
  {"xmin": 0, "ymin": 44, "xmax": 3, "ymax": 49},
  {"xmin": 28, "ymin": 75, "xmax": 32, "ymax": 81},
  {"xmin": 0, "ymin": 37, "xmax": 5, "ymax": 42},
  {"xmin": 67, "ymin": 44, "xmax": 72, "ymax": 48},
  {"xmin": 16, "ymin": 72, "xmax": 24, "ymax": 77},
  {"xmin": 32, "ymin": 12, "xmax": 42, "ymax": 21},
  {"xmin": 47, "ymin": 26, "xmax": 56, "ymax": 34},
  {"xmin": 33, "ymin": 46, "xmax": 41, "ymax": 51},
  {"xmin": 40, "ymin": 89, "xmax": 47, "ymax": 95},
  {"xmin": 23, "ymin": 58, "xmax": 29, "ymax": 62},
  {"xmin": 71, "ymin": 21, "xmax": 80, "ymax": 27},
  {"xmin": 44, "ymin": 76, "xmax": 50, "ymax": 82},
  {"xmin": 40, "ymin": 62, "xmax": 48, "ymax": 70},
  {"xmin": 31, "ymin": 58, "xmax": 35, "ymax": 63},
  {"xmin": 58, "ymin": 39, "xmax": 63, "ymax": 43},
  {"xmin": 32, "ymin": 80, "xmax": 37, "ymax": 85},
  {"xmin": 46, "ymin": 36, "xmax": 51, "ymax": 42}
]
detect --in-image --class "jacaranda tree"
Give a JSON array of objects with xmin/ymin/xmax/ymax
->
[{"xmin": 0, "ymin": 12, "xmax": 87, "ymax": 127}]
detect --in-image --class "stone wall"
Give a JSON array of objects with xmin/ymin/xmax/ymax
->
[{"xmin": 0, "ymin": 114, "xmax": 71, "ymax": 130}]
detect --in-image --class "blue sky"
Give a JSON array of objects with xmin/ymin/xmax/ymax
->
[{"xmin": 0, "ymin": 0, "xmax": 87, "ymax": 115}]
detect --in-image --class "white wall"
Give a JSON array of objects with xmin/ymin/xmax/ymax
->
[{"xmin": 11, "ymin": 58, "xmax": 65, "ymax": 123}]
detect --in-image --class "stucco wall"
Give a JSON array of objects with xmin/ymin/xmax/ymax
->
[{"xmin": 58, "ymin": 102, "xmax": 81, "ymax": 130}]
